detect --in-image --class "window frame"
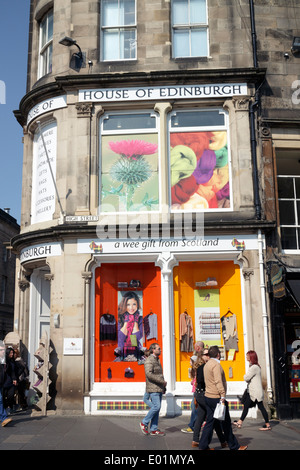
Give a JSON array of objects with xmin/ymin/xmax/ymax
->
[
  {"xmin": 171, "ymin": 0, "xmax": 209, "ymax": 59},
  {"xmin": 168, "ymin": 107, "xmax": 232, "ymax": 212},
  {"xmin": 38, "ymin": 9, "xmax": 53, "ymax": 79},
  {"xmin": 99, "ymin": 110, "xmax": 161, "ymax": 214},
  {"xmin": 100, "ymin": 0, "xmax": 137, "ymax": 62},
  {"xmin": 278, "ymin": 175, "xmax": 300, "ymax": 253}
]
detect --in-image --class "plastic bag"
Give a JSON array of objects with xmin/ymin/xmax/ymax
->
[{"xmin": 213, "ymin": 401, "xmax": 226, "ymax": 421}]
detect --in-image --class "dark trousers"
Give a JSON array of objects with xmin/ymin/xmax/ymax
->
[
  {"xmin": 193, "ymin": 392, "xmax": 226, "ymax": 445},
  {"xmin": 240, "ymin": 394, "xmax": 269, "ymax": 423},
  {"xmin": 199, "ymin": 397, "xmax": 240, "ymax": 450}
]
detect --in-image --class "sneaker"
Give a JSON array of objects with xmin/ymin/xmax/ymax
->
[
  {"xmin": 150, "ymin": 430, "xmax": 165, "ymax": 436},
  {"xmin": 181, "ymin": 427, "xmax": 193, "ymax": 433},
  {"xmin": 1, "ymin": 418, "xmax": 12, "ymax": 427},
  {"xmin": 140, "ymin": 422, "xmax": 148, "ymax": 435}
]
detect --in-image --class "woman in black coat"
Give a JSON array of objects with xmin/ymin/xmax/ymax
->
[{"xmin": 3, "ymin": 347, "xmax": 17, "ymax": 410}]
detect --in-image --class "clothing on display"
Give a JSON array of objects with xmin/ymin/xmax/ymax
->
[
  {"xmin": 143, "ymin": 312, "xmax": 158, "ymax": 340},
  {"xmin": 100, "ymin": 313, "xmax": 117, "ymax": 341},
  {"xmin": 118, "ymin": 311, "xmax": 143, "ymax": 359},
  {"xmin": 221, "ymin": 310, "xmax": 239, "ymax": 351},
  {"xmin": 180, "ymin": 311, "xmax": 194, "ymax": 352}
]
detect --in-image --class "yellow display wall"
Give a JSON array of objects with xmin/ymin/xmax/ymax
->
[{"xmin": 173, "ymin": 260, "xmax": 245, "ymax": 383}]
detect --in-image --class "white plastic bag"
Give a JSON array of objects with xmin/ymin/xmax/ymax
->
[{"xmin": 213, "ymin": 401, "xmax": 226, "ymax": 421}]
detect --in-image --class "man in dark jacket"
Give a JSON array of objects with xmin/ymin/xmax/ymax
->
[
  {"xmin": 140, "ymin": 343, "xmax": 167, "ymax": 436},
  {"xmin": 0, "ymin": 342, "xmax": 12, "ymax": 427}
]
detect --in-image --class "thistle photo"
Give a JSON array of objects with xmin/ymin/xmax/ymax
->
[{"xmin": 101, "ymin": 137, "xmax": 159, "ymax": 212}]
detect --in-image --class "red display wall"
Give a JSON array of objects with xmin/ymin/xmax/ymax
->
[{"xmin": 94, "ymin": 263, "xmax": 162, "ymax": 382}]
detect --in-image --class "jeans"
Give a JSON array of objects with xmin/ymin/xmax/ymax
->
[
  {"xmin": 142, "ymin": 392, "xmax": 162, "ymax": 431},
  {"xmin": 0, "ymin": 387, "xmax": 8, "ymax": 424},
  {"xmin": 199, "ymin": 397, "xmax": 240, "ymax": 450},
  {"xmin": 188, "ymin": 396, "xmax": 197, "ymax": 430},
  {"xmin": 143, "ymin": 392, "xmax": 152, "ymax": 408}
]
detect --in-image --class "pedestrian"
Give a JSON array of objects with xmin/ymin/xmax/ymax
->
[
  {"xmin": 233, "ymin": 350, "xmax": 271, "ymax": 431},
  {"xmin": 3, "ymin": 347, "xmax": 17, "ymax": 413},
  {"xmin": 181, "ymin": 341, "xmax": 204, "ymax": 434},
  {"xmin": 192, "ymin": 348, "xmax": 227, "ymax": 448},
  {"xmin": 14, "ymin": 347, "xmax": 29, "ymax": 410},
  {"xmin": 198, "ymin": 345, "xmax": 248, "ymax": 450},
  {"xmin": 140, "ymin": 343, "xmax": 167, "ymax": 436},
  {"xmin": 0, "ymin": 341, "xmax": 12, "ymax": 427}
]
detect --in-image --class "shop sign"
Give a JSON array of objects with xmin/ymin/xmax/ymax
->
[
  {"xmin": 31, "ymin": 121, "xmax": 57, "ymax": 225},
  {"xmin": 20, "ymin": 242, "xmax": 62, "ymax": 263},
  {"xmin": 63, "ymin": 338, "xmax": 83, "ymax": 355},
  {"xmin": 27, "ymin": 95, "xmax": 67, "ymax": 125},
  {"xmin": 77, "ymin": 234, "xmax": 263, "ymax": 255},
  {"xmin": 78, "ymin": 83, "xmax": 248, "ymax": 103}
]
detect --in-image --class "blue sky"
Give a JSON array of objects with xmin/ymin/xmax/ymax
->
[{"xmin": 0, "ymin": 1, "xmax": 30, "ymax": 224}]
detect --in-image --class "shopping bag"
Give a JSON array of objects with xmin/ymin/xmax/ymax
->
[{"xmin": 213, "ymin": 401, "xmax": 226, "ymax": 421}]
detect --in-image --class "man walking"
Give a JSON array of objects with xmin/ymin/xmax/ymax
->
[
  {"xmin": 140, "ymin": 343, "xmax": 167, "ymax": 436},
  {"xmin": 198, "ymin": 345, "xmax": 247, "ymax": 450},
  {"xmin": 0, "ymin": 341, "xmax": 12, "ymax": 427}
]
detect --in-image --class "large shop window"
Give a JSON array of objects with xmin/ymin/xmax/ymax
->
[
  {"xmin": 173, "ymin": 261, "xmax": 245, "ymax": 382},
  {"xmin": 99, "ymin": 111, "xmax": 159, "ymax": 212},
  {"xmin": 38, "ymin": 10, "xmax": 53, "ymax": 78},
  {"xmin": 101, "ymin": 0, "xmax": 136, "ymax": 61},
  {"xmin": 94, "ymin": 263, "xmax": 162, "ymax": 382},
  {"xmin": 169, "ymin": 109, "xmax": 231, "ymax": 211},
  {"xmin": 31, "ymin": 121, "xmax": 57, "ymax": 225},
  {"xmin": 171, "ymin": 0, "xmax": 208, "ymax": 58}
]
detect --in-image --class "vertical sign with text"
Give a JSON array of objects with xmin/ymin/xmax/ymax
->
[{"xmin": 31, "ymin": 122, "xmax": 57, "ymax": 224}]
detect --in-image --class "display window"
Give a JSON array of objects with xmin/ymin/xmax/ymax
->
[
  {"xmin": 168, "ymin": 109, "xmax": 231, "ymax": 211},
  {"xmin": 94, "ymin": 262, "xmax": 162, "ymax": 382},
  {"xmin": 173, "ymin": 260, "xmax": 245, "ymax": 382},
  {"xmin": 99, "ymin": 111, "xmax": 159, "ymax": 213},
  {"xmin": 284, "ymin": 298, "xmax": 300, "ymax": 398}
]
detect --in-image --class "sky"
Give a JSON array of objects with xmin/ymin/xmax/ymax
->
[{"xmin": 0, "ymin": 1, "xmax": 30, "ymax": 224}]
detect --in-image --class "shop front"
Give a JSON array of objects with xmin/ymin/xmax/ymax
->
[
  {"xmin": 269, "ymin": 269, "xmax": 300, "ymax": 419},
  {"xmin": 79, "ymin": 233, "xmax": 268, "ymax": 416}
]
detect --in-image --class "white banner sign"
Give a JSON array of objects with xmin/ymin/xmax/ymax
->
[
  {"xmin": 27, "ymin": 95, "xmax": 67, "ymax": 125},
  {"xmin": 77, "ymin": 234, "xmax": 262, "ymax": 255},
  {"xmin": 20, "ymin": 242, "xmax": 62, "ymax": 263},
  {"xmin": 78, "ymin": 83, "xmax": 248, "ymax": 103},
  {"xmin": 31, "ymin": 122, "xmax": 57, "ymax": 225}
]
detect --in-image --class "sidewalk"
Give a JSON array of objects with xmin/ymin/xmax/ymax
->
[{"xmin": 0, "ymin": 409, "xmax": 300, "ymax": 452}]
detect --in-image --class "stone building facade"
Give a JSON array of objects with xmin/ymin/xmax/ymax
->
[
  {"xmin": 11, "ymin": 0, "xmax": 300, "ymax": 417},
  {"xmin": 0, "ymin": 209, "xmax": 19, "ymax": 340}
]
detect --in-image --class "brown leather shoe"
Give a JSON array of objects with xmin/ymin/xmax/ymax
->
[
  {"xmin": 221, "ymin": 442, "xmax": 228, "ymax": 448},
  {"xmin": 238, "ymin": 445, "xmax": 248, "ymax": 450},
  {"xmin": 1, "ymin": 418, "xmax": 12, "ymax": 427},
  {"xmin": 192, "ymin": 441, "xmax": 199, "ymax": 447}
]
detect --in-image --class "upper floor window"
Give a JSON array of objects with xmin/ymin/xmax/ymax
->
[
  {"xmin": 278, "ymin": 176, "xmax": 300, "ymax": 251},
  {"xmin": 171, "ymin": 0, "xmax": 208, "ymax": 58},
  {"xmin": 169, "ymin": 109, "xmax": 230, "ymax": 211},
  {"xmin": 99, "ymin": 111, "xmax": 159, "ymax": 212},
  {"xmin": 277, "ymin": 150, "xmax": 300, "ymax": 251},
  {"xmin": 101, "ymin": 0, "xmax": 136, "ymax": 61},
  {"xmin": 38, "ymin": 10, "xmax": 53, "ymax": 78}
]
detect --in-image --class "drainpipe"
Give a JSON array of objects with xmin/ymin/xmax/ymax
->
[
  {"xmin": 258, "ymin": 230, "xmax": 273, "ymax": 402},
  {"xmin": 249, "ymin": 0, "xmax": 262, "ymax": 220}
]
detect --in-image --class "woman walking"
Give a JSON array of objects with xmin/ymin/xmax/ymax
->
[{"xmin": 234, "ymin": 350, "xmax": 271, "ymax": 431}]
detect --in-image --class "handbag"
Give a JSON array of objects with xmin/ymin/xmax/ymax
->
[
  {"xmin": 239, "ymin": 388, "xmax": 256, "ymax": 408},
  {"xmin": 240, "ymin": 388, "xmax": 249, "ymax": 405},
  {"xmin": 213, "ymin": 401, "xmax": 226, "ymax": 421}
]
